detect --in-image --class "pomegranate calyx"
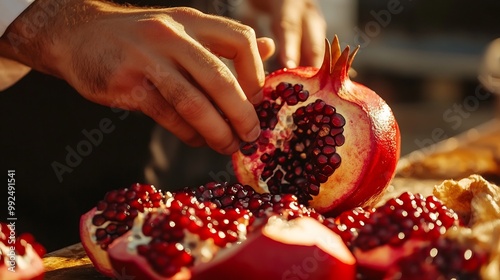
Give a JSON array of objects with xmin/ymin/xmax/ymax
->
[{"xmin": 315, "ymin": 36, "xmax": 360, "ymax": 91}]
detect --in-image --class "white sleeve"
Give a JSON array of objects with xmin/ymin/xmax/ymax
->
[
  {"xmin": 0, "ymin": 0, "xmax": 36, "ymax": 91},
  {"xmin": 0, "ymin": 0, "xmax": 36, "ymax": 36}
]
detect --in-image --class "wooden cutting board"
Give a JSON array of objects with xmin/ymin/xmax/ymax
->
[{"xmin": 43, "ymin": 242, "xmax": 108, "ymax": 279}]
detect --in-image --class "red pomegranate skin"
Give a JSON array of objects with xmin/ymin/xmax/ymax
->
[{"xmin": 233, "ymin": 37, "xmax": 401, "ymax": 216}]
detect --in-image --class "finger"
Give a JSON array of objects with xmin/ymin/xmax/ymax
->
[
  {"xmin": 180, "ymin": 44, "xmax": 261, "ymax": 144},
  {"xmin": 191, "ymin": 14, "xmax": 266, "ymax": 103},
  {"xmin": 147, "ymin": 62, "xmax": 242, "ymax": 154},
  {"xmin": 300, "ymin": 4, "xmax": 327, "ymax": 67},
  {"xmin": 271, "ymin": 0, "xmax": 305, "ymax": 68},
  {"xmin": 137, "ymin": 86, "xmax": 206, "ymax": 147},
  {"xmin": 257, "ymin": 37, "xmax": 276, "ymax": 62},
  {"xmin": 171, "ymin": 37, "xmax": 261, "ymax": 144}
]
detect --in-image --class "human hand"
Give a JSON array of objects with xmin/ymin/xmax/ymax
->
[
  {"xmin": 249, "ymin": 0, "xmax": 326, "ymax": 68},
  {"xmin": 0, "ymin": 0, "xmax": 275, "ymax": 154}
]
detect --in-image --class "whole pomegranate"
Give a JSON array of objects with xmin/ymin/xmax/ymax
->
[{"xmin": 233, "ymin": 37, "xmax": 400, "ymax": 215}]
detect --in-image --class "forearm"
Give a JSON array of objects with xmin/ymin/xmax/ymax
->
[{"xmin": 0, "ymin": 0, "xmax": 118, "ymax": 78}]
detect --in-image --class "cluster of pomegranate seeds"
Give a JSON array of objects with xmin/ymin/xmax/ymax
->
[
  {"xmin": 137, "ymin": 192, "xmax": 251, "ymax": 278},
  {"xmin": 386, "ymin": 236, "xmax": 488, "ymax": 280},
  {"xmin": 256, "ymin": 82, "xmax": 310, "ymax": 130},
  {"xmin": 91, "ymin": 183, "xmax": 164, "ymax": 249},
  {"xmin": 260, "ymin": 99, "xmax": 345, "ymax": 203},
  {"xmin": 239, "ymin": 82, "xmax": 346, "ymax": 204},
  {"xmin": 428, "ymin": 236, "xmax": 488, "ymax": 279},
  {"xmin": 326, "ymin": 192, "xmax": 486, "ymax": 279},
  {"xmin": 256, "ymin": 100, "xmax": 283, "ymax": 131},
  {"xmin": 181, "ymin": 182, "xmax": 322, "ymax": 222},
  {"xmin": 272, "ymin": 82, "xmax": 310, "ymax": 106},
  {"xmin": 182, "ymin": 182, "xmax": 257, "ymax": 211},
  {"xmin": 240, "ymin": 82, "xmax": 311, "ymax": 156},
  {"xmin": 324, "ymin": 207, "xmax": 372, "ymax": 247},
  {"xmin": 351, "ymin": 192, "xmax": 459, "ymax": 251}
]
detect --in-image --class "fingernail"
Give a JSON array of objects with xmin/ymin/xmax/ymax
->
[
  {"xmin": 286, "ymin": 59, "xmax": 297, "ymax": 69},
  {"xmin": 247, "ymin": 125, "xmax": 261, "ymax": 142}
]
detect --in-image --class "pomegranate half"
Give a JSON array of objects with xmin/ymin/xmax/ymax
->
[
  {"xmin": 233, "ymin": 36, "xmax": 401, "ymax": 216},
  {"xmin": 79, "ymin": 183, "xmax": 165, "ymax": 277}
]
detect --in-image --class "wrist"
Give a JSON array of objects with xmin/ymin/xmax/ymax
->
[{"xmin": 0, "ymin": 0, "xmax": 118, "ymax": 78}]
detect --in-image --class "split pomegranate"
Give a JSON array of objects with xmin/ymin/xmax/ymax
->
[
  {"xmin": 232, "ymin": 36, "xmax": 400, "ymax": 216},
  {"xmin": 384, "ymin": 231, "xmax": 489, "ymax": 280},
  {"xmin": 108, "ymin": 192, "xmax": 251, "ymax": 279},
  {"xmin": 328, "ymin": 192, "xmax": 490, "ymax": 279},
  {"xmin": 0, "ymin": 222, "xmax": 46, "ymax": 280},
  {"xmin": 80, "ymin": 183, "xmax": 164, "ymax": 277},
  {"xmin": 81, "ymin": 183, "xmax": 356, "ymax": 279}
]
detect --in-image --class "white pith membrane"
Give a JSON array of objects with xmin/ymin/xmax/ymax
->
[
  {"xmin": 353, "ymin": 240, "xmax": 425, "ymax": 269},
  {"xmin": 79, "ymin": 209, "xmax": 113, "ymax": 276},
  {"xmin": 197, "ymin": 215, "xmax": 302, "ymax": 263},
  {"xmin": 122, "ymin": 193, "xmax": 249, "ymax": 273}
]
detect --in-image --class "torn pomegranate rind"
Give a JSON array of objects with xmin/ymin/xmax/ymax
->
[{"xmin": 433, "ymin": 175, "xmax": 500, "ymax": 280}]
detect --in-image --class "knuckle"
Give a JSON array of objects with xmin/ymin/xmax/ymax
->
[
  {"xmin": 209, "ymin": 133, "xmax": 236, "ymax": 153},
  {"xmin": 231, "ymin": 109, "xmax": 253, "ymax": 127},
  {"xmin": 141, "ymin": 98, "xmax": 166, "ymax": 120},
  {"xmin": 138, "ymin": 17, "xmax": 169, "ymax": 34},
  {"xmin": 170, "ymin": 6, "xmax": 203, "ymax": 18},
  {"xmin": 142, "ymin": 100, "xmax": 187, "ymax": 132},
  {"xmin": 136, "ymin": 15, "xmax": 183, "ymax": 40},
  {"xmin": 184, "ymin": 136, "xmax": 205, "ymax": 147},
  {"xmin": 233, "ymin": 25, "xmax": 257, "ymax": 46},
  {"xmin": 239, "ymin": 25, "xmax": 256, "ymax": 40},
  {"xmin": 275, "ymin": 17, "xmax": 300, "ymax": 33},
  {"xmin": 203, "ymin": 64, "xmax": 237, "ymax": 90},
  {"xmin": 174, "ymin": 94, "xmax": 208, "ymax": 118}
]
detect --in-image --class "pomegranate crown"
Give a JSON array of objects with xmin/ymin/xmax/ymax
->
[{"xmin": 316, "ymin": 36, "xmax": 360, "ymax": 86}]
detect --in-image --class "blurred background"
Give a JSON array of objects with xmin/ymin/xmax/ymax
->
[{"xmin": 1, "ymin": 0, "xmax": 499, "ymax": 252}]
